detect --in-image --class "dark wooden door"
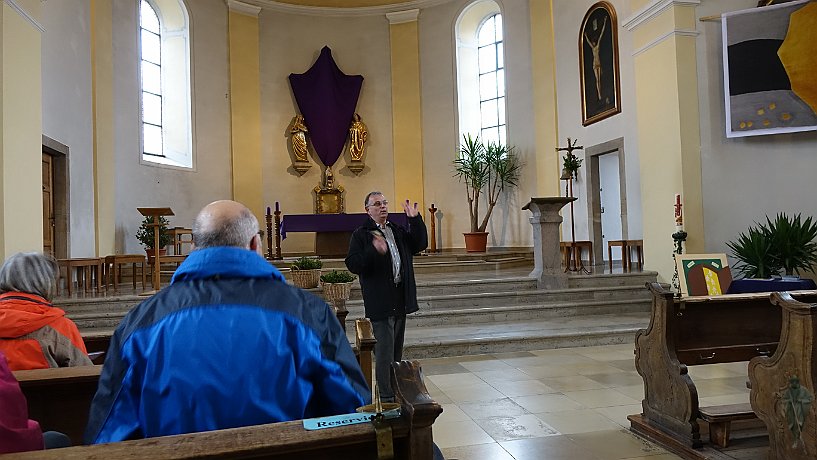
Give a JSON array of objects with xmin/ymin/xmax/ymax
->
[{"xmin": 42, "ymin": 153, "xmax": 55, "ymax": 255}]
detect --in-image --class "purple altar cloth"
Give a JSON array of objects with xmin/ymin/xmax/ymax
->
[{"xmin": 280, "ymin": 213, "xmax": 408, "ymax": 240}]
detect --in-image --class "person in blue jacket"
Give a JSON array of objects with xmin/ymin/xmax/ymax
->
[{"xmin": 85, "ymin": 200, "xmax": 369, "ymax": 444}]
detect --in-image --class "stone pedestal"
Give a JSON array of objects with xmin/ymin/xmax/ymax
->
[{"xmin": 523, "ymin": 197, "xmax": 575, "ymax": 289}]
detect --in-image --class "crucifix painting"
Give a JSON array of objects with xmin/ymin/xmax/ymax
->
[{"xmin": 579, "ymin": 1, "xmax": 621, "ymax": 126}]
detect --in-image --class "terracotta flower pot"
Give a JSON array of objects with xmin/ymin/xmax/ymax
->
[{"xmin": 463, "ymin": 232, "xmax": 489, "ymax": 253}]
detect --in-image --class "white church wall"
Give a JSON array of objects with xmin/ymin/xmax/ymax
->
[
  {"xmin": 111, "ymin": 0, "xmax": 232, "ymax": 253},
  {"xmin": 259, "ymin": 10, "xmax": 393, "ymax": 255},
  {"xmin": 552, "ymin": 0, "xmax": 643, "ymax": 247},
  {"xmin": 41, "ymin": 0, "xmax": 96, "ymax": 257},
  {"xmin": 419, "ymin": 0, "xmax": 539, "ymax": 250},
  {"xmin": 695, "ymin": 0, "xmax": 817, "ymax": 265}
]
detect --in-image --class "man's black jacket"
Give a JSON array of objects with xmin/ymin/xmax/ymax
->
[{"xmin": 345, "ymin": 215, "xmax": 428, "ymax": 321}]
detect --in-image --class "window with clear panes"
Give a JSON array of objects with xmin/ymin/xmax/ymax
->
[{"xmin": 477, "ymin": 14, "xmax": 506, "ymax": 146}]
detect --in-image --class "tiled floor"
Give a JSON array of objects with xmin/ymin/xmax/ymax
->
[{"xmin": 419, "ymin": 344, "xmax": 754, "ymax": 460}]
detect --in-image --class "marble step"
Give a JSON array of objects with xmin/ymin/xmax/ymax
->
[{"xmin": 399, "ymin": 312, "xmax": 649, "ymax": 359}]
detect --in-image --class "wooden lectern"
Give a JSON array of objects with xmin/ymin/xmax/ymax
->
[{"xmin": 137, "ymin": 207, "xmax": 174, "ymax": 294}]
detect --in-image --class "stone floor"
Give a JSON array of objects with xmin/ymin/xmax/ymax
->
[{"xmin": 418, "ymin": 344, "xmax": 760, "ymax": 460}]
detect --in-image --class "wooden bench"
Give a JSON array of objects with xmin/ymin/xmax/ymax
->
[
  {"xmin": 6, "ymin": 361, "xmax": 440, "ymax": 460},
  {"xmin": 629, "ymin": 283, "xmax": 788, "ymax": 449},
  {"xmin": 749, "ymin": 292, "xmax": 817, "ymax": 459}
]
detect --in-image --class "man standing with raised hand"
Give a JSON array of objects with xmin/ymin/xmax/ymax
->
[{"xmin": 345, "ymin": 191, "xmax": 428, "ymax": 402}]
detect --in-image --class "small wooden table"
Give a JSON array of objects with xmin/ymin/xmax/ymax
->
[
  {"xmin": 170, "ymin": 227, "xmax": 193, "ymax": 255},
  {"xmin": 58, "ymin": 258, "xmax": 104, "ymax": 296},
  {"xmin": 607, "ymin": 240, "xmax": 629, "ymax": 271},
  {"xmin": 626, "ymin": 239, "xmax": 644, "ymax": 270},
  {"xmin": 560, "ymin": 241, "xmax": 594, "ymax": 267}
]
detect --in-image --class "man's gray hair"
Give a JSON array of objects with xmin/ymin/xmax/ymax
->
[
  {"xmin": 0, "ymin": 252, "xmax": 59, "ymax": 301},
  {"xmin": 364, "ymin": 191, "xmax": 384, "ymax": 207},
  {"xmin": 192, "ymin": 206, "xmax": 259, "ymax": 249}
]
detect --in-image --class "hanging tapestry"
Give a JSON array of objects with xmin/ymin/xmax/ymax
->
[{"xmin": 722, "ymin": 0, "xmax": 817, "ymax": 137}]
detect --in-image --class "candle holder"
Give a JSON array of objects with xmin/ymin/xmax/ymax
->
[{"xmin": 671, "ymin": 229, "xmax": 687, "ymax": 297}]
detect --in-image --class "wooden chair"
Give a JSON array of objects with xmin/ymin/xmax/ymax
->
[
  {"xmin": 625, "ymin": 239, "xmax": 644, "ymax": 270},
  {"xmin": 170, "ymin": 227, "xmax": 193, "ymax": 255},
  {"xmin": 607, "ymin": 240, "xmax": 628, "ymax": 271},
  {"xmin": 104, "ymin": 254, "xmax": 147, "ymax": 292}
]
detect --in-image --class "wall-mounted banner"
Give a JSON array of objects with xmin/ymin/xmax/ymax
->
[{"xmin": 722, "ymin": 0, "xmax": 817, "ymax": 138}]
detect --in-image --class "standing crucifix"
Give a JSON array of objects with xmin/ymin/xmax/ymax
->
[{"xmin": 556, "ymin": 138, "xmax": 589, "ymax": 274}]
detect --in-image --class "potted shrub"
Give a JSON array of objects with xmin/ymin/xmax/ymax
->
[
  {"xmin": 135, "ymin": 216, "xmax": 174, "ymax": 256},
  {"xmin": 290, "ymin": 256, "xmax": 323, "ymax": 289},
  {"xmin": 561, "ymin": 148, "xmax": 583, "ymax": 180},
  {"xmin": 453, "ymin": 134, "xmax": 522, "ymax": 252},
  {"xmin": 727, "ymin": 213, "xmax": 817, "ymax": 278},
  {"xmin": 320, "ymin": 270, "xmax": 356, "ymax": 303}
]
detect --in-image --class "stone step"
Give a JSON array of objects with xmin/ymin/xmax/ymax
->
[
  {"xmin": 348, "ymin": 298, "xmax": 651, "ymax": 328},
  {"xmin": 399, "ymin": 312, "xmax": 649, "ymax": 359}
]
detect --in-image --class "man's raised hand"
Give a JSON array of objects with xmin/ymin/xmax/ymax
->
[{"xmin": 402, "ymin": 199, "xmax": 419, "ymax": 217}]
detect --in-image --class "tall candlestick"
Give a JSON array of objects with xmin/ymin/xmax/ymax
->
[{"xmin": 275, "ymin": 201, "xmax": 280, "ymax": 212}]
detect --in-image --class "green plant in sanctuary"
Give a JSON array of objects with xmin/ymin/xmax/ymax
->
[
  {"xmin": 726, "ymin": 225, "xmax": 780, "ymax": 279},
  {"xmin": 135, "ymin": 216, "xmax": 174, "ymax": 250},
  {"xmin": 320, "ymin": 270, "xmax": 356, "ymax": 284},
  {"xmin": 765, "ymin": 213, "xmax": 817, "ymax": 276},
  {"xmin": 290, "ymin": 256, "xmax": 323, "ymax": 270},
  {"xmin": 727, "ymin": 213, "xmax": 817, "ymax": 278},
  {"xmin": 562, "ymin": 150, "xmax": 583, "ymax": 179},
  {"xmin": 452, "ymin": 134, "xmax": 522, "ymax": 233}
]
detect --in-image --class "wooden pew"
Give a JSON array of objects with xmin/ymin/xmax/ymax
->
[
  {"xmin": 4, "ymin": 360, "xmax": 442, "ymax": 459},
  {"xmin": 13, "ymin": 365, "xmax": 102, "ymax": 445},
  {"xmin": 749, "ymin": 292, "xmax": 817, "ymax": 460},
  {"xmin": 629, "ymin": 283, "xmax": 785, "ymax": 450},
  {"xmin": 23, "ymin": 319, "xmax": 377, "ymax": 447}
]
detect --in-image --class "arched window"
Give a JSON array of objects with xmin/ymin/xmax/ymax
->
[
  {"xmin": 455, "ymin": 1, "xmax": 506, "ymax": 146},
  {"xmin": 139, "ymin": 0, "xmax": 193, "ymax": 168},
  {"xmin": 477, "ymin": 14, "xmax": 505, "ymax": 146}
]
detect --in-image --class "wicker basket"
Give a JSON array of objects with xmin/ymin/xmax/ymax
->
[
  {"xmin": 321, "ymin": 281, "xmax": 353, "ymax": 303},
  {"xmin": 291, "ymin": 268, "xmax": 321, "ymax": 289}
]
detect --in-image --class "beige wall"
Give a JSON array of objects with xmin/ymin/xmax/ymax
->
[{"xmin": 1, "ymin": 0, "xmax": 44, "ymax": 258}]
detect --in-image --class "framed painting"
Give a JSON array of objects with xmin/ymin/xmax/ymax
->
[
  {"xmin": 579, "ymin": 2, "xmax": 621, "ymax": 126},
  {"xmin": 675, "ymin": 253, "xmax": 733, "ymax": 297},
  {"xmin": 722, "ymin": 0, "xmax": 817, "ymax": 138}
]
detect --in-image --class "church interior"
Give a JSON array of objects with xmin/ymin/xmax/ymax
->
[{"xmin": 2, "ymin": 0, "xmax": 817, "ymax": 458}]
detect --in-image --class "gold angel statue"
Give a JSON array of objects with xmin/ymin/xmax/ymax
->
[
  {"xmin": 290, "ymin": 115, "xmax": 309, "ymax": 162},
  {"xmin": 349, "ymin": 113, "xmax": 368, "ymax": 161}
]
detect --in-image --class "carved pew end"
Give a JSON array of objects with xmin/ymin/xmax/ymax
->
[{"xmin": 698, "ymin": 403, "xmax": 757, "ymax": 448}]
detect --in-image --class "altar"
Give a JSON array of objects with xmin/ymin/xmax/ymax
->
[{"xmin": 280, "ymin": 213, "xmax": 409, "ymax": 257}]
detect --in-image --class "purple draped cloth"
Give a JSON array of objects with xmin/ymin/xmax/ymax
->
[
  {"xmin": 288, "ymin": 47, "xmax": 363, "ymax": 168},
  {"xmin": 280, "ymin": 213, "xmax": 409, "ymax": 240}
]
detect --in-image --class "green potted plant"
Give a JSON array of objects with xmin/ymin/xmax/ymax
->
[
  {"xmin": 453, "ymin": 134, "xmax": 522, "ymax": 252},
  {"xmin": 561, "ymin": 150, "xmax": 583, "ymax": 180},
  {"xmin": 135, "ymin": 216, "xmax": 174, "ymax": 256},
  {"xmin": 320, "ymin": 270, "xmax": 356, "ymax": 303},
  {"xmin": 290, "ymin": 256, "xmax": 323, "ymax": 289},
  {"xmin": 727, "ymin": 213, "xmax": 817, "ymax": 278}
]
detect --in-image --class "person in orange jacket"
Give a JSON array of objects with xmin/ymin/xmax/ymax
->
[{"xmin": 0, "ymin": 252, "xmax": 91, "ymax": 371}]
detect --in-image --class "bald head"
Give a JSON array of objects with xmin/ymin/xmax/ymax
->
[{"xmin": 192, "ymin": 200, "xmax": 260, "ymax": 251}]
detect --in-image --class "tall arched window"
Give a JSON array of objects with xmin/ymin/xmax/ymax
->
[
  {"xmin": 455, "ymin": 1, "xmax": 506, "ymax": 146},
  {"xmin": 477, "ymin": 14, "xmax": 505, "ymax": 146},
  {"xmin": 140, "ymin": 1, "xmax": 163, "ymax": 158},
  {"xmin": 139, "ymin": 0, "xmax": 193, "ymax": 169}
]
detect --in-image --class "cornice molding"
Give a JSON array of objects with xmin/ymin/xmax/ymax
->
[
  {"xmin": 243, "ymin": 0, "xmax": 449, "ymax": 17},
  {"xmin": 228, "ymin": 0, "xmax": 262, "ymax": 17},
  {"xmin": 632, "ymin": 28, "xmax": 699, "ymax": 57},
  {"xmin": 4, "ymin": 0, "xmax": 45, "ymax": 33},
  {"xmin": 622, "ymin": 0, "xmax": 700, "ymax": 31},
  {"xmin": 386, "ymin": 8, "xmax": 419, "ymax": 24}
]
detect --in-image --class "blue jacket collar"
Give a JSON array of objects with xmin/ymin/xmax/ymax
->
[{"xmin": 171, "ymin": 247, "xmax": 285, "ymax": 284}]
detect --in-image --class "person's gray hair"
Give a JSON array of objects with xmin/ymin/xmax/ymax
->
[
  {"xmin": 0, "ymin": 252, "xmax": 59, "ymax": 301},
  {"xmin": 364, "ymin": 191, "xmax": 384, "ymax": 207},
  {"xmin": 192, "ymin": 206, "xmax": 259, "ymax": 249}
]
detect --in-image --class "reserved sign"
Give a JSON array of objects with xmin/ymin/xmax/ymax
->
[{"xmin": 302, "ymin": 409, "xmax": 401, "ymax": 430}]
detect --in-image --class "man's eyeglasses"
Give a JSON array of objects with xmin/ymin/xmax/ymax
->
[
  {"xmin": 257, "ymin": 230, "xmax": 265, "ymax": 238},
  {"xmin": 366, "ymin": 200, "xmax": 389, "ymax": 208}
]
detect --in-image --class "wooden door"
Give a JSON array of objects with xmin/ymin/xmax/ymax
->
[{"xmin": 42, "ymin": 153, "xmax": 55, "ymax": 255}]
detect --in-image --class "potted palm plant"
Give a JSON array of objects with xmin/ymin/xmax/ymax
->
[
  {"xmin": 290, "ymin": 256, "xmax": 323, "ymax": 289},
  {"xmin": 453, "ymin": 134, "xmax": 522, "ymax": 252},
  {"xmin": 320, "ymin": 270, "xmax": 356, "ymax": 303},
  {"xmin": 135, "ymin": 216, "xmax": 174, "ymax": 256},
  {"xmin": 727, "ymin": 213, "xmax": 817, "ymax": 278}
]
